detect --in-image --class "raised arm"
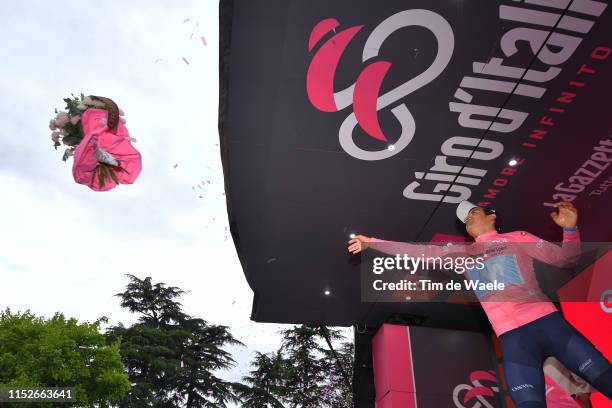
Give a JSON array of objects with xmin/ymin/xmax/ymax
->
[
  {"xmin": 347, "ymin": 235, "xmax": 466, "ymax": 258},
  {"xmin": 521, "ymin": 202, "xmax": 581, "ymax": 267}
]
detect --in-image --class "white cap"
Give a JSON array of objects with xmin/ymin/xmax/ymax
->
[{"xmin": 456, "ymin": 200, "xmax": 478, "ymax": 223}]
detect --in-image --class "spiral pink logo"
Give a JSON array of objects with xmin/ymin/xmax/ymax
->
[
  {"xmin": 453, "ymin": 370, "xmax": 500, "ymax": 408},
  {"xmin": 601, "ymin": 289, "xmax": 612, "ymax": 313},
  {"xmin": 306, "ymin": 10, "xmax": 454, "ymax": 161}
]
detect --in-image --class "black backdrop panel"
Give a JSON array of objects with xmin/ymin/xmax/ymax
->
[{"xmin": 219, "ymin": 0, "xmax": 612, "ymax": 326}]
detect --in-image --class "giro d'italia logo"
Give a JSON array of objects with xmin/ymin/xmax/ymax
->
[
  {"xmin": 306, "ymin": 10, "xmax": 454, "ymax": 161},
  {"xmin": 452, "ymin": 370, "xmax": 500, "ymax": 408},
  {"xmin": 601, "ymin": 289, "xmax": 612, "ymax": 313}
]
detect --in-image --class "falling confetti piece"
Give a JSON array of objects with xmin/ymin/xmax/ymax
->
[
  {"xmin": 199, "ymin": 196, "xmax": 203, "ymax": 198},
  {"xmin": 190, "ymin": 32, "xmax": 194, "ymax": 39},
  {"xmin": 224, "ymin": 236, "xmax": 228, "ymax": 241},
  {"xmin": 232, "ymin": 300, "xmax": 236, "ymax": 305},
  {"xmin": 201, "ymin": 36, "xmax": 207, "ymax": 46},
  {"xmin": 182, "ymin": 57, "xmax": 190, "ymax": 65},
  {"xmin": 173, "ymin": 163, "xmax": 178, "ymax": 169},
  {"xmin": 198, "ymin": 185, "xmax": 203, "ymax": 190},
  {"xmin": 182, "ymin": 18, "xmax": 190, "ymax": 23},
  {"xmin": 267, "ymin": 258, "xmax": 277, "ymax": 264},
  {"xmin": 207, "ymin": 180, "xmax": 211, "ymax": 184},
  {"xmin": 192, "ymin": 186, "xmax": 195, "ymax": 191},
  {"xmin": 154, "ymin": 58, "xmax": 163, "ymax": 64}
]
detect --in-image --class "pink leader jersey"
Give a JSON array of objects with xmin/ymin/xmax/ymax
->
[
  {"xmin": 72, "ymin": 108, "xmax": 142, "ymax": 191},
  {"xmin": 369, "ymin": 229, "xmax": 581, "ymax": 336}
]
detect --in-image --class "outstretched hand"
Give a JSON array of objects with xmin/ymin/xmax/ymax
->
[
  {"xmin": 550, "ymin": 201, "xmax": 578, "ymax": 229},
  {"xmin": 348, "ymin": 235, "xmax": 371, "ymax": 254}
]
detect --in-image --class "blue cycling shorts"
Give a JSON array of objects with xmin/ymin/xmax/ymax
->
[{"xmin": 500, "ymin": 312, "xmax": 611, "ymax": 408}]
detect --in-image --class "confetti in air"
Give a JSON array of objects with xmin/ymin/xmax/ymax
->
[
  {"xmin": 182, "ymin": 57, "xmax": 190, "ymax": 65},
  {"xmin": 201, "ymin": 36, "xmax": 207, "ymax": 46},
  {"xmin": 173, "ymin": 163, "xmax": 178, "ymax": 169},
  {"xmin": 182, "ymin": 18, "xmax": 190, "ymax": 23}
]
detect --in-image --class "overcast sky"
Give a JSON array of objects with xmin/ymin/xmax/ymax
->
[{"xmin": 0, "ymin": 1, "xmax": 350, "ymax": 401}]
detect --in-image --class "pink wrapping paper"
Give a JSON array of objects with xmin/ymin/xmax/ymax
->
[{"xmin": 72, "ymin": 108, "xmax": 142, "ymax": 191}]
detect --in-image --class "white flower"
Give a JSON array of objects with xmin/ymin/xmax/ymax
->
[
  {"xmin": 49, "ymin": 119, "xmax": 58, "ymax": 130},
  {"xmin": 76, "ymin": 103, "xmax": 87, "ymax": 110},
  {"xmin": 83, "ymin": 96, "xmax": 93, "ymax": 105},
  {"xmin": 55, "ymin": 112, "xmax": 70, "ymax": 128}
]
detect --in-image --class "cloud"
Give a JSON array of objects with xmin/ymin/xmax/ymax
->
[{"xmin": 0, "ymin": 4, "xmax": 354, "ymax": 406}]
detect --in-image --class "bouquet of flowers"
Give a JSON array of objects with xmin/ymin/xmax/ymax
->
[{"xmin": 49, "ymin": 94, "xmax": 141, "ymax": 191}]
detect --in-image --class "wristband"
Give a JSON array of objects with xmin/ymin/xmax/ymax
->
[{"xmin": 563, "ymin": 227, "xmax": 578, "ymax": 232}]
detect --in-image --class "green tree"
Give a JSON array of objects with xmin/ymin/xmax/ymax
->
[
  {"xmin": 107, "ymin": 274, "xmax": 242, "ymax": 407},
  {"xmin": 0, "ymin": 308, "xmax": 130, "ymax": 407},
  {"xmin": 279, "ymin": 325, "xmax": 329, "ymax": 408},
  {"xmin": 319, "ymin": 341, "xmax": 354, "ymax": 408},
  {"xmin": 234, "ymin": 351, "xmax": 287, "ymax": 407},
  {"xmin": 176, "ymin": 318, "xmax": 243, "ymax": 407},
  {"xmin": 241, "ymin": 325, "xmax": 354, "ymax": 408}
]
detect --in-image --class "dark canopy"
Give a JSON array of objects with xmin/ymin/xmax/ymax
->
[{"xmin": 219, "ymin": 0, "xmax": 612, "ymax": 329}]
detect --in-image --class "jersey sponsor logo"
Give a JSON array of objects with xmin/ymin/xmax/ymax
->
[
  {"xmin": 468, "ymin": 254, "xmax": 524, "ymax": 297},
  {"xmin": 511, "ymin": 383, "xmax": 535, "ymax": 392},
  {"xmin": 579, "ymin": 358, "xmax": 593, "ymax": 373}
]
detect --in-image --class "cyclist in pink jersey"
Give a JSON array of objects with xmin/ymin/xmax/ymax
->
[{"xmin": 348, "ymin": 201, "xmax": 611, "ymax": 407}]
